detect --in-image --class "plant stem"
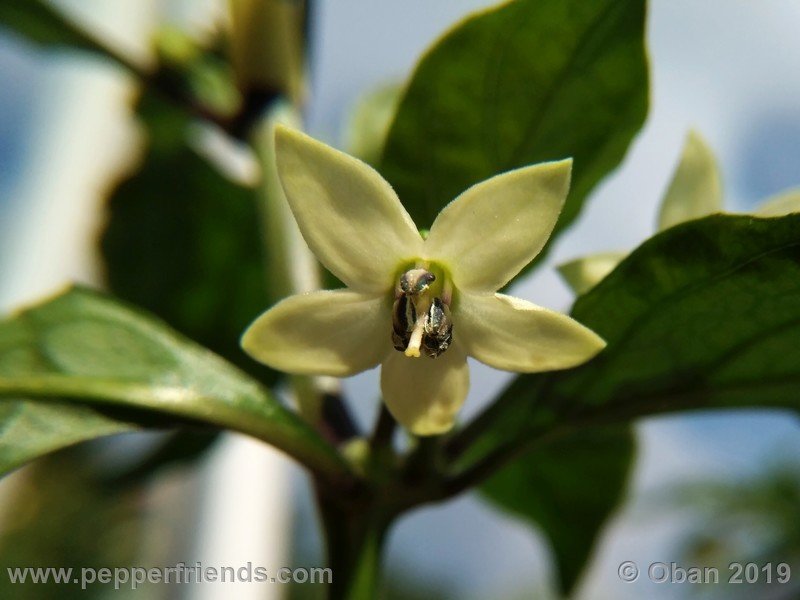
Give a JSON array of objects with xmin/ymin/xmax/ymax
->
[
  {"xmin": 315, "ymin": 484, "xmax": 391, "ymax": 600},
  {"xmin": 370, "ymin": 405, "xmax": 396, "ymax": 452},
  {"xmin": 443, "ymin": 441, "xmax": 524, "ymax": 497}
]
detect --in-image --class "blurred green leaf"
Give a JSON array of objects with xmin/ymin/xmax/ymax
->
[
  {"xmin": 0, "ymin": 287, "xmax": 349, "ymax": 479},
  {"xmin": 0, "ymin": 1, "xmax": 240, "ymax": 139},
  {"xmin": 458, "ymin": 214, "xmax": 800, "ymax": 465},
  {"xmin": 669, "ymin": 468, "xmax": 800, "ymax": 592},
  {"xmin": 0, "ymin": 0, "xmax": 101, "ymax": 52},
  {"xmin": 101, "ymin": 92, "xmax": 271, "ymax": 378},
  {"xmin": 380, "ymin": 0, "xmax": 648, "ymax": 277},
  {"xmin": 346, "ymin": 83, "xmax": 403, "ymax": 166},
  {"xmin": 0, "ymin": 0, "xmax": 128, "ymax": 66},
  {"xmin": 0, "ymin": 400, "xmax": 137, "ymax": 477},
  {"xmin": 482, "ymin": 425, "xmax": 634, "ymax": 594},
  {"xmin": 0, "ymin": 454, "xmax": 142, "ymax": 600}
]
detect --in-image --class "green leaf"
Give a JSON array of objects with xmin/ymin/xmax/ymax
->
[
  {"xmin": 0, "ymin": 287, "xmax": 349, "ymax": 479},
  {"xmin": 0, "ymin": 0, "xmax": 126, "ymax": 65},
  {"xmin": 380, "ymin": 0, "xmax": 648, "ymax": 275},
  {"xmin": 101, "ymin": 92, "xmax": 272, "ymax": 378},
  {"xmin": 0, "ymin": 400, "xmax": 137, "ymax": 477},
  {"xmin": 464, "ymin": 214, "xmax": 800, "ymax": 593},
  {"xmin": 482, "ymin": 425, "xmax": 634, "ymax": 594},
  {"xmin": 551, "ymin": 214, "xmax": 800, "ymax": 420},
  {"xmin": 459, "ymin": 214, "xmax": 800, "ymax": 463}
]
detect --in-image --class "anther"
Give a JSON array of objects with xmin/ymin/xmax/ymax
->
[
  {"xmin": 391, "ymin": 295, "xmax": 416, "ymax": 351},
  {"xmin": 422, "ymin": 298, "xmax": 453, "ymax": 358}
]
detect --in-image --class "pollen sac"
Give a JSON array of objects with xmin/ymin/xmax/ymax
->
[
  {"xmin": 422, "ymin": 297, "xmax": 453, "ymax": 358},
  {"xmin": 398, "ymin": 268, "xmax": 435, "ymax": 296},
  {"xmin": 391, "ymin": 294, "xmax": 416, "ymax": 351}
]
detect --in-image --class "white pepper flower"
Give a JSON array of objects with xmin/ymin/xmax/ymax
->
[{"xmin": 242, "ymin": 127, "xmax": 605, "ymax": 435}]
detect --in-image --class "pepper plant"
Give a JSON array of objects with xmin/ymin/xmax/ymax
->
[{"xmin": 0, "ymin": 1, "xmax": 798, "ymax": 598}]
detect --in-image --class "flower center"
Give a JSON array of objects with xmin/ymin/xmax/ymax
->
[{"xmin": 391, "ymin": 267, "xmax": 453, "ymax": 358}]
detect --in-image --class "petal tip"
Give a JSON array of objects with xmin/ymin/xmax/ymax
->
[
  {"xmin": 551, "ymin": 157, "xmax": 573, "ymax": 187},
  {"xmin": 239, "ymin": 314, "xmax": 272, "ymax": 365},
  {"xmin": 567, "ymin": 325, "xmax": 607, "ymax": 366},
  {"xmin": 274, "ymin": 125, "xmax": 328, "ymax": 163},
  {"xmin": 589, "ymin": 331, "xmax": 608, "ymax": 352},
  {"xmin": 556, "ymin": 156, "xmax": 573, "ymax": 170},
  {"xmin": 386, "ymin": 399, "xmax": 458, "ymax": 437},
  {"xmin": 515, "ymin": 156, "xmax": 572, "ymax": 179},
  {"xmin": 408, "ymin": 419, "xmax": 455, "ymax": 437},
  {"xmin": 274, "ymin": 122, "xmax": 299, "ymax": 143}
]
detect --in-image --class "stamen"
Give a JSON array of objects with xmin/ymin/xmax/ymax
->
[
  {"xmin": 392, "ymin": 266, "xmax": 452, "ymax": 358},
  {"xmin": 391, "ymin": 295, "xmax": 415, "ymax": 351},
  {"xmin": 421, "ymin": 297, "xmax": 453, "ymax": 358}
]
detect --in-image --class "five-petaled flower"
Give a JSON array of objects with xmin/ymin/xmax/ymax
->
[{"xmin": 242, "ymin": 127, "xmax": 606, "ymax": 435}]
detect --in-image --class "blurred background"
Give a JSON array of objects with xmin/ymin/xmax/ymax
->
[{"xmin": 0, "ymin": 1, "xmax": 799, "ymax": 599}]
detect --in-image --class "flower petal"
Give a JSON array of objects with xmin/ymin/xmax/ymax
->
[
  {"xmin": 241, "ymin": 290, "xmax": 390, "ymax": 377},
  {"xmin": 274, "ymin": 126, "xmax": 423, "ymax": 293},
  {"xmin": 754, "ymin": 187, "xmax": 800, "ymax": 217},
  {"xmin": 423, "ymin": 159, "xmax": 572, "ymax": 292},
  {"xmin": 380, "ymin": 345, "xmax": 469, "ymax": 436},
  {"xmin": 557, "ymin": 252, "xmax": 627, "ymax": 295},
  {"xmin": 657, "ymin": 130, "xmax": 723, "ymax": 231},
  {"xmin": 454, "ymin": 292, "xmax": 605, "ymax": 372}
]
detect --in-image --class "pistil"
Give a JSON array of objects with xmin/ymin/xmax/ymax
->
[{"xmin": 404, "ymin": 296, "xmax": 431, "ymax": 358}]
